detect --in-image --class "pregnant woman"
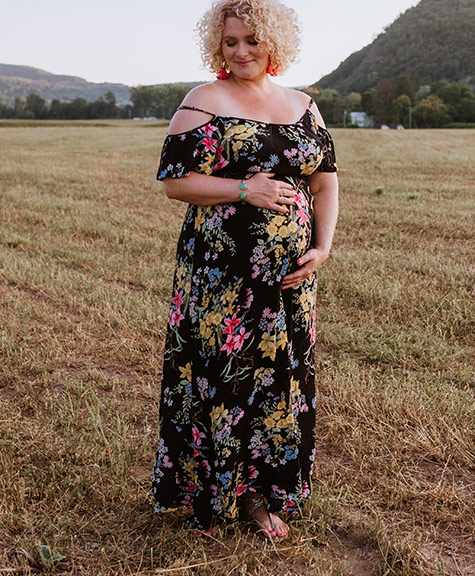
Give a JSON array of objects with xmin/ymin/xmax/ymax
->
[{"xmin": 152, "ymin": 0, "xmax": 338, "ymax": 539}]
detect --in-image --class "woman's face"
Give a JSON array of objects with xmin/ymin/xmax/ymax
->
[{"xmin": 221, "ymin": 16, "xmax": 269, "ymax": 80}]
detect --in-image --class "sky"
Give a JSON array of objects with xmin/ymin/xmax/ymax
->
[{"xmin": 1, "ymin": 0, "xmax": 418, "ymax": 88}]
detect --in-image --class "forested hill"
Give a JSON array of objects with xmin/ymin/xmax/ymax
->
[
  {"xmin": 314, "ymin": 0, "xmax": 475, "ymax": 95},
  {"xmin": 0, "ymin": 64, "xmax": 131, "ymax": 106}
]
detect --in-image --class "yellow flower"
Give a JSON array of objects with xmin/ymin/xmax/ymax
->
[
  {"xmin": 232, "ymin": 140, "xmax": 244, "ymax": 153},
  {"xmin": 200, "ymin": 321, "xmax": 212, "ymax": 340},
  {"xmin": 178, "ymin": 363, "xmax": 192, "ymax": 382},
  {"xmin": 264, "ymin": 412, "xmax": 277, "ymax": 428},
  {"xmin": 199, "ymin": 152, "xmax": 216, "ymax": 175},
  {"xmin": 279, "ymin": 225, "xmax": 290, "ymax": 238},
  {"xmin": 276, "ymin": 330, "xmax": 287, "ymax": 351},
  {"xmin": 266, "ymin": 222, "xmax": 278, "ymax": 237},
  {"xmin": 300, "ymin": 159, "xmax": 317, "ymax": 176},
  {"xmin": 273, "ymin": 215, "xmax": 285, "ymax": 227},
  {"xmin": 290, "ymin": 377, "xmax": 300, "ymax": 397},
  {"xmin": 258, "ymin": 332, "xmax": 277, "ymax": 361},
  {"xmin": 273, "ymin": 434, "xmax": 284, "ymax": 446},
  {"xmin": 221, "ymin": 288, "xmax": 238, "ymax": 305},
  {"xmin": 296, "ymin": 236, "xmax": 307, "ymax": 252},
  {"xmin": 298, "ymin": 292, "xmax": 312, "ymax": 312},
  {"xmin": 210, "ymin": 404, "xmax": 228, "ymax": 429},
  {"xmin": 207, "ymin": 311, "xmax": 222, "ymax": 326},
  {"xmin": 195, "ymin": 208, "xmax": 205, "ymax": 230},
  {"xmin": 288, "ymin": 221, "xmax": 299, "ymax": 235}
]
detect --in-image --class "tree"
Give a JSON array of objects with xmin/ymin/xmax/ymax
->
[
  {"xmin": 344, "ymin": 92, "xmax": 362, "ymax": 112},
  {"xmin": 392, "ymin": 94, "xmax": 411, "ymax": 126},
  {"xmin": 361, "ymin": 90, "xmax": 375, "ymax": 117},
  {"xmin": 0, "ymin": 99, "xmax": 12, "ymax": 118},
  {"xmin": 331, "ymin": 93, "xmax": 345, "ymax": 125},
  {"xmin": 25, "ymin": 93, "xmax": 47, "ymax": 119},
  {"xmin": 395, "ymin": 75, "xmax": 415, "ymax": 105},
  {"xmin": 104, "ymin": 91, "xmax": 118, "ymax": 118},
  {"xmin": 431, "ymin": 82, "xmax": 475, "ymax": 122},
  {"xmin": 130, "ymin": 85, "xmax": 158, "ymax": 118},
  {"xmin": 374, "ymin": 78, "xmax": 395, "ymax": 125},
  {"xmin": 49, "ymin": 99, "xmax": 63, "ymax": 119},
  {"xmin": 413, "ymin": 95, "xmax": 451, "ymax": 127},
  {"xmin": 14, "ymin": 97, "xmax": 27, "ymax": 119}
]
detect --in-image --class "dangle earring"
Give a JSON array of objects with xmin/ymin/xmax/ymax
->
[
  {"xmin": 216, "ymin": 61, "xmax": 230, "ymax": 79},
  {"xmin": 266, "ymin": 62, "xmax": 278, "ymax": 76}
]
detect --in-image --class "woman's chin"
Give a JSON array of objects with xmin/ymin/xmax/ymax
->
[{"xmin": 231, "ymin": 68, "xmax": 267, "ymax": 81}]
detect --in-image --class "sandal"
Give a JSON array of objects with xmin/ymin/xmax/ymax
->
[{"xmin": 242, "ymin": 494, "xmax": 277, "ymax": 540}]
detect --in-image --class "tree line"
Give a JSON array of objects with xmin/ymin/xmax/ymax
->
[
  {"xmin": 305, "ymin": 75, "xmax": 475, "ymax": 128},
  {"xmin": 0, "ymin": 85, "xmax": 193, "ymax": 121},
  {"xmin": 1, "ymin": 78, "xmax": 474, "ymax": 128}
]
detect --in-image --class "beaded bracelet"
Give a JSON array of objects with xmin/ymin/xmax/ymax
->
[{"xmin": 239, "ymin": 180, "xmax": 247, "ymax": 201}]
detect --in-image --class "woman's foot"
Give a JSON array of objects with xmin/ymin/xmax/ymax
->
[
  {"xmin": 190, "ymin": 524, "xmax": 220, "ymax": 538},
  {"xmin": 243, "ymin": 495, "xmax": 290, "ymax": 539}
]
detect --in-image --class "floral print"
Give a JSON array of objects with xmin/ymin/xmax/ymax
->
[{"xmin": 152, "ymin": 99, "xmax": 337, "ymax": 530}]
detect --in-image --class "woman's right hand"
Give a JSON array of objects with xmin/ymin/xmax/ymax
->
[{"xmin": 244, "ymin": 173, "xmax": 296, "ymax": 213}]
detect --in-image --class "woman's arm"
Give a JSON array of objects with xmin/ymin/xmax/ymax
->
[
  {"xmin": 282, "ymin": 171, "xmax": 338, "ymax": 290},
  {"xmin": 163, "ymin": 172, "xmax": 296, "ymax": 214}
]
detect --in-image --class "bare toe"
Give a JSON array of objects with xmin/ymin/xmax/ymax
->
[{"xmin": 270, "ymin": 513, "xmax": 289, "ymax": 538}]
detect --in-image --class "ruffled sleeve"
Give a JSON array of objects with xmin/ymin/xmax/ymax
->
[
  {"xmin": 316, "ymin": 128, "xmax": 338, "ymax": 173},
  {"xmin": 157, "ymin": 123, "xmax": 221, "ymax": 180}
]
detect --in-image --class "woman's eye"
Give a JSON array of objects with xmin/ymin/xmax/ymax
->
[
  {"xmin": 226, "ymin": 42, "xmax": 236, "ymax": 47},
  {"xmin": 248, "ymin": 41, "xmax": 258, "ymax": 45}
]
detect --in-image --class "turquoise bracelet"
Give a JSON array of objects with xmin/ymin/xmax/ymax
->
[{"xmin": 239, "ymin": 180, "xmax": 247, "ymax": 201}]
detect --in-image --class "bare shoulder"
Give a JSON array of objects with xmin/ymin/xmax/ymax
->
[
  {"xmin": 167, "ymin": 82, "xmax": 221, "ymax": 135},
  {"xmin": 287, "ymin": 88, "xmax": 327, "ymax": 128}
]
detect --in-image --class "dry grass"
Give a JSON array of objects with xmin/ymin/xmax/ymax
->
[{"xmin": 0, "ymin": 121, "xmax": 474, "ymax": 576}]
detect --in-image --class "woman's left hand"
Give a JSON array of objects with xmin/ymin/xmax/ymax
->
[{"xmin": 282, "ymin": 248, "xmax": 328, "ymax": 290}]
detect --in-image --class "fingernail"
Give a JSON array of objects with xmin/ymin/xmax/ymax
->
[{"xmin": 297, "ymin": 259, "xmax": 302, "ymax": 265}]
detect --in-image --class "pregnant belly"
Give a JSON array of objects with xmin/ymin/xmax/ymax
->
[{"xmin": 191, "ymin": 182, "xmax": 313, "ymax": 286}]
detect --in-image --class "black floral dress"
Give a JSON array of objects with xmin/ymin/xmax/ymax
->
[{"xmin": 151, "ymin": 98, "xmax": 337, "ymax": 530}]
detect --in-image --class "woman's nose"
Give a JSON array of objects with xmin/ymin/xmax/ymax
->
[{"xmin": 236, "ymin": 43, "xmax": 249, "ymax": 57}]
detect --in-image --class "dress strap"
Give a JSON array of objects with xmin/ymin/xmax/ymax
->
[{"xmin": 178, "ymin": 105, "xmax": 215, "ymax": 116}]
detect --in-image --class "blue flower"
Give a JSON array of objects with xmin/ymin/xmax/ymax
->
[{"xmin": 208, "ymin": 267, "xmax": 223, "ymax": 286}]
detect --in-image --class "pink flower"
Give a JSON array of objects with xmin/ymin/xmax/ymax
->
[
  {"xmin": 296, "ymin": 207, "xmax": 310, "ymax": 226},
  {"xmin": 202, "ymin": 135, "xmax": 217, "ymax": 152},
  {"xmin": 223, "ymin": 313, "xmax": 241, "ymax": 335},
  {"xmin": 237, "ymin": 484, "xmax": 248, "ymax": 496},
  {"xmin": 162, "ymin": 455, "xmax": 173, "ymax": 468},
  {"xmin": 192, "ymin": 425, "xmax": 206, "ymax": 446},
  {"xmin": 200, "ymin": 124, "xmax": 219, "ymax": 137},
  {"xmin": 172, "ymin": 289, "xmax": 184, "ymax": 307},
  {"xmin": 220, "ymin": 335, "xmax": 236, "ymax": 356},
  {"xmin": 234, "ymin": 327, "xmax": 251, "ymax": 349},
  {"xmin": 248, "ymin": 465, "xmax": 258, "ymax": 479},
  {"xmin": 169, "ymin": 308, "xmax": 185, "ymax": 327},
  {"xmin": 244, "ymin": 288, "xmax": 253, "ymax": 308}
]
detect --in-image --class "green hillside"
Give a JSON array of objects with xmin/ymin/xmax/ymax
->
[
  {"xmin": 0, "ymin": 64, "xmax": 131, "ymax": 106},
  {"xmin": 314, "ymin": 0, "xmax": 475, "ymax": 95}
]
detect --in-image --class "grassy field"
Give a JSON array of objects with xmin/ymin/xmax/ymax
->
[{"xmin": 0, "ymin": 120, "xmax": 473, "ymax": 576}]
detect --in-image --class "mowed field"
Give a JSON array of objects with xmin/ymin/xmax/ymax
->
[{"xmin": 0, "ymin": 121, "xmax": 474, "ymax": 576}]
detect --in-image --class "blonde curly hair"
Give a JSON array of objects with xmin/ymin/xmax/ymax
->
[{"xmin": 196, "ymin": 0, "xmax": 300, "ymax": 76}]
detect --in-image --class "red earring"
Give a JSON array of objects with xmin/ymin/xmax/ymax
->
[
  {"xmin": 266, "ymin": 63, "xmax": 278, "ymax": 76},
  {"xmin": 217, "ymin": 67, "xmax": 230, "ymax": 79},
  {"xmin": 217, "ymin": 62, "xmax": 230, "ymax": 79}
]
